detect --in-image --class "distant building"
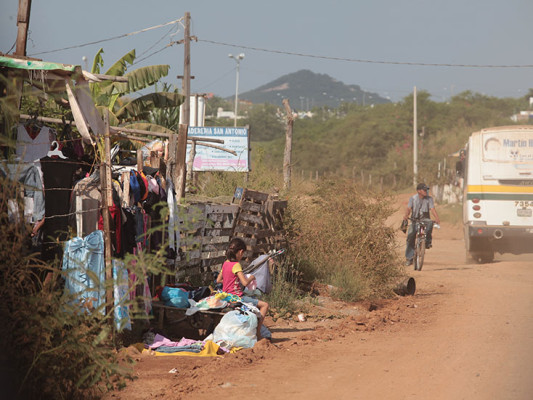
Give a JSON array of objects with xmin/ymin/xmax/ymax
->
[
  {"xmin": 510, "ymin": 111, "xmax": 533, "ymax": 123},
  {"xmin": 217, "ymin": 107, "xmax": 235, "ymax": 119}
]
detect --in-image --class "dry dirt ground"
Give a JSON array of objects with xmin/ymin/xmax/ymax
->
[{"xmin": 104, "ymin": 195, "xmax": 533, "ymax": 400}]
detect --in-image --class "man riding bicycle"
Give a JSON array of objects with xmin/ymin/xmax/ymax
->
[{"xmin": 403, "ymin": 183, "xmax": 441, "ymax": 266}]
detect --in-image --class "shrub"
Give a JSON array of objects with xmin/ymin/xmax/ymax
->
[
  {"xmin": 285, "ymin": 179, "xmax": 403, "ymax": 301},
  {"xmin": 0, "ymin": 172, "xmax": 171, "ymax": 399}
]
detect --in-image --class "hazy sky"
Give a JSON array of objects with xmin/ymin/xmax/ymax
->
[{"xmin": 1, "ymin": 0, "xmax": 532, "ymax": 103}]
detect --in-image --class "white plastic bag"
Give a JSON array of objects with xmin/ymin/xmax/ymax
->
[{"xmin": 213, "ymin": 310, "xmax": 258, "ymax": 348}]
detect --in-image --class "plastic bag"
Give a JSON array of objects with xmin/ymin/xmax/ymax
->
[
  {"xmin": 160, "ymin": 286, "xmax": 189, "ymax": 308},
  {"xmin": 400, "ymin": 219, "xmax": 408, "ymax": 234},
  {"xmin": 213, "ymin": 310, "xmax": 258, "ymax": 348}
]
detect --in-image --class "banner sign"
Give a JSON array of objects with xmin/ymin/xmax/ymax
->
[{"xmin": 186, "ymin": 126, "xmax": 250, "ymax": 172}]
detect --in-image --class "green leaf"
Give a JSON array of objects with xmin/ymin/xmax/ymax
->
[
  {"xmin": 115, "ymin": 92, "xmax": 183, "ymax": 119},
  {"xmin": 123, "ymin": 122, "xmax": 175, "ymax": 134},
  {"xmin": 95, "ymin": 106, "xmax": 119, "ymax": 126},
  {"xmin": 105, "ymin": 49, "xmax": 136, "ymax": 77},
  {"xmin": 123, "ymin": 65, "xmax": 170, "ymax": 93},
  {"xmin": 91, "ymin": 48, "xmax": 105, "ymax": 75}
]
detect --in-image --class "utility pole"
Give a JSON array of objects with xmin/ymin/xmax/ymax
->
[
  {"xmin": 413, "ymin": 86, "xmax": 418, "ymax": 187},
  {"xmin": 282, "ymin": 99, "xmax": 294, "ymax": 190},
  {"xmin": 174, "ymin": 11, "xmax": 191, "ymax": 200},
  {"xmin": 15, "ymin": 0, "xmax": 32, "ymax": 56}
]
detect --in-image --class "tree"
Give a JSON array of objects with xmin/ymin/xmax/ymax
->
[
  {"xmin": 90, "ymin": 48, "xmax": 183, "ymax": 131},
  {"xmin": 243, "ymin": 103, "xmax": 284, "ymax": 141}
]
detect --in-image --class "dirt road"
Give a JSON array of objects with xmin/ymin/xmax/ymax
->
[{"xmin": 105, "ymin": 221, "xmax": 533, "ymax": 400}]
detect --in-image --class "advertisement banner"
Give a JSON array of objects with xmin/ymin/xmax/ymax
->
[{"xmin": 186, "ymin": 126, "xmax": 250, "ymax": 172}]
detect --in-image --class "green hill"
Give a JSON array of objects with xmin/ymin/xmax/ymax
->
[{"xmin": 235, "ymin": 69, "xmax": 390, "ymax": 109}]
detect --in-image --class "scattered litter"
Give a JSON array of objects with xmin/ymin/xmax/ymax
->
[
  {"xmin": 298, "ymin": 313, "xmax": 306, "ymax": 322},
  {"xmin": 168, "ymin": 368, "xmax": 178, "ymax": 374},
  {"xmin": 220, "ymin": 382, "xmax": 233, "ymax": 388}
]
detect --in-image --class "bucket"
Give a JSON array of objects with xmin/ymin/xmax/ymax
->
[{"xmin": 393, "ymin": 277, "xmax": 416, "ymax": 296}]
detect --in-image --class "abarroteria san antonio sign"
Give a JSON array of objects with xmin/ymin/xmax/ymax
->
[{"xmin": 186, "ymin": 126, "xmax": 250, "ymax": 172}]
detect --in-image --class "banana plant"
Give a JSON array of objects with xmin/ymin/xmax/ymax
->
[{"xmin": 89, "ymin": 48, "xmax": 183, "ymax": 130}]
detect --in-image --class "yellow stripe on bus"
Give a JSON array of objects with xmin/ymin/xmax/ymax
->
[{"xmin": 467, "ymin": 185, "xmax": 533, "ymax": 193}]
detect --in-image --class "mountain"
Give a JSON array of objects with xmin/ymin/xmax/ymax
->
[{"xmin": 235, "ymin": 70, "xmax": 390, "ymax": 109}]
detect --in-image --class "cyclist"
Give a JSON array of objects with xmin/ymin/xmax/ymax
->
[{"xmin": 403, "ymin": 183, "xmax": 441, "ymax": 266}]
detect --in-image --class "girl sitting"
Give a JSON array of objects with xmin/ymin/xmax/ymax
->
[{"xmin": 216, "ymin": 238, "xmax": 270, "ymax": 340}]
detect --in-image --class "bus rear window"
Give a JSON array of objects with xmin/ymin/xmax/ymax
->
[{"xmin": 483, "ymin": 133, "xmax": 533, "ymax": 162}]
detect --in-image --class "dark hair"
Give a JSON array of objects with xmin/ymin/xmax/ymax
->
[{"xmin": 226, "ymin": 238, "xmax": 246, "ymax": 262}]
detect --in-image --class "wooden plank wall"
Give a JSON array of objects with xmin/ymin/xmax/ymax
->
[
  {"xmin": 173, "ymin": 203, "xmax": 239, "ymax": 283},
  {"xmin": 166, "ymin": 189, "xmax": 287, "ymax": 284},
  {"xmin": 233, "ymin": 189, "xmax": 287, "ymax": 268}
]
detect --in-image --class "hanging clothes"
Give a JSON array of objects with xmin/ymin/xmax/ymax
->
[
  {"xmin": 16, "ymin": 123, "xmax": 55, "ymax": 162},
  {"xmin": 40, "ymin": 156, "xmax": 80, "ymax": 261},
  {"xmin": 69, "ymin": 174, "xmax": 101, "ymax": 238},
  {"xmin": 62, "ymin": 230, "xmax": 105, "ymax": 313},
  {"xmin": 113, "ymin": 259, "xmax": 132, "ymax": 331},
  {"xmin": 0, "ymin": 163, "xmax": 45, "ymax": 223},
  {"xmin": 166, "ymin": 181, "xmax": 180, "ymax": 254}
]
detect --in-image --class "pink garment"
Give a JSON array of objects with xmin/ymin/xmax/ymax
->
[
  {"xmin": 221, "ymin": 260, "xmax": 243, "ymax": 296},
  {"xmin": 148, "ymin": 334, "xmax": 203, "ymax": 349}
]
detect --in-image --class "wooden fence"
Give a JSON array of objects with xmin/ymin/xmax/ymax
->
[{"xmin": 168, "ymin": 188, "xmax": 287, "ymax": 284}]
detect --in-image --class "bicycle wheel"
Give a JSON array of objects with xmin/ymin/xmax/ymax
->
[{"xmin": 415, "ymin": 237, "xmax": 426, "ymax": 271}]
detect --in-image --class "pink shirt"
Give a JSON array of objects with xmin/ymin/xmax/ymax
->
[{"xmin": 221, "ymin": 260, "xmax": 243, "ymax": 296}]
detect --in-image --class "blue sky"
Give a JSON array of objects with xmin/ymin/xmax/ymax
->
[{"xmin": 1, "ymin": 0, "xmax": 532, "ymax": 103}]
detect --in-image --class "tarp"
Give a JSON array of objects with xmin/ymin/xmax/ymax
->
[
  {"xmin": 1, "ymin": 55, "xmax": 102, "ymax": 143},
  {"xmin": 0, "ymin": 55, "xmax": 77, "ymax": 72}
]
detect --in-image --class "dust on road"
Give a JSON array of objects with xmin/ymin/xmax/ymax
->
[{"xmin": 104, "ymin": 213, "xmax": 533, "ymax": 400}]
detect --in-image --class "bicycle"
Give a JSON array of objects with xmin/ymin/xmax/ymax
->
[{"xmin": 409, "ymin": 218, "xmax": 438, "ymax": 271}]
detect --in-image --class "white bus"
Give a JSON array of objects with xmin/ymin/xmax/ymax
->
[{"xmin": 461, "ymin": 125, "xmax": 533, "ymax": 263}]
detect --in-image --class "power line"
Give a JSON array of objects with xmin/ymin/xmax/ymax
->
[
  {"xmin": 29, "ymin": 18, "xmax": 184, "ymax": 57},
  {"xmin": 133, "ymin": 42, "xmax": 178, "ymax": 65},
  {"xmin": 198, "ymin": 39, "xmax": 533, "ymax": 69}
]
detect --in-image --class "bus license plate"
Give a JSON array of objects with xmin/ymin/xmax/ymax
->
[{"xmin": 517, "ymin": 209, "xmax": 532, "ymax": 217}]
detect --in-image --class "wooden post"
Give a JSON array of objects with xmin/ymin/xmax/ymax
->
[
  {"xmin": 174, "ymin": 124, "xmax": 188, "ymax": 199},
  {"xmin": 175, "ymin": 11, "xmax": 191, "ymax": 199},
  {"xmin": 150, "ymin": 150, "xmax": 160, "ymax": 169},
  {"xmin": 282, "ymin": 99, "xmax": 293, "ymax": 191},
  {"xmin": 101, "ymin": 110, "xmax": 114, "ymax": 316},
  {"xmin": 11, "ymin": 0, "xmax": 32, "ymax": 115},
  {"xmin": 186, "ymin": 140, "xmax": 196, "ymax": 192},
  {"xmin": 137, "ymin": 149, "xmax": 143, "ymax": 176},
  {"xmin": 121, "ymin": 172, "xmax": 130, "ymax": 207},
  {"xmin": 15, "ymin": 0, "xmax": 32, "ymax": 56},
  {"xmin": 167, "ymin": 133, "xmax": 176, "ymax": 185}
]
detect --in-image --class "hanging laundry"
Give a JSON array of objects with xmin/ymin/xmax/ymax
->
[
  {"xmin": 113, "ymin": 259, "xmax": 132, "ymax": 331},
  {"xmin": 62, "ymin": 230, "xmax": 105, "ymax": 313},
  {"xmin": 69, "ymin": 174, "xmax": 101, "ymax": 238},
  {"xmin": 0, "ymin": 163, "xmax": 45, "ymax": 223},
  {"xmin": 16, "ymin": 123, "xmax": 55, "ymax": 162},
  {"xmin": 40, "ymin": 155, "xmax": 81, "ymax": 261}
]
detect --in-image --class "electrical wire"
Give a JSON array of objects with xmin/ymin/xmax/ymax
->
[
  {"xmin": 137, "ymin": 25, "xmax": 179, "ymax": 59},
  {"xmin": 28, "ymin": 18, "xmax": 184, "ymax": 57},
  {"xmin": 133, "ymin": 41, "xmax": 179, "ymax": 65},
  {"xmin": 198, "ymin": 39, "xmax": 533, "ymax": 69}
]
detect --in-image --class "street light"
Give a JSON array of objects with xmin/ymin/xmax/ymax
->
[{"xmin": 228, "ymin": 53, "xmax": 245, "ymax": 127}]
